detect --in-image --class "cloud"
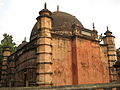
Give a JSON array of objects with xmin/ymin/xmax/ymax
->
[{"xmin": 0, "ymin": 0, "xmax": 4, "ymax": 9}]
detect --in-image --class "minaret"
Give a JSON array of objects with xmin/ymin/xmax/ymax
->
[
  {"xmin": 103, "ymin": 26, "xmax": 117, "ymax": 82},
  {"xmin": 36, "ymin": 3, "xmax": 53, "ymax": 86},
  {"xmin": 92, "ymin": 23, "xmax": 98, "ymax": 40},
  {"xmin": 57, "ymin": 5, "xmax": 59, "ymax": 11},
  {"xmin": 1, "ymin": 47, "xmax": 11, "ymax": 87}
]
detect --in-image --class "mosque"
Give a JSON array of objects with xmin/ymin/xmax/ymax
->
[{"xmin": 0, "ymin": 3, "xmax": 119, "ymax": 87}]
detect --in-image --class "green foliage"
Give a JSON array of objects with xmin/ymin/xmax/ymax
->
[{"xmin": 0, "ymin": 33, "xmax": 17, "ymax": 54}]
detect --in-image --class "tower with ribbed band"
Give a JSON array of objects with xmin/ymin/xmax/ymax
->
[
  {"xmin": 103, "ymin": 27, "xmax": 117, "ymax": 82},
  {"xmin": 36, "ymin": 3, "xmax": 53, "ymax": 86},
  {"xmin": 1, "ymin": 47, "xmax": 11, "ymax": 87}
]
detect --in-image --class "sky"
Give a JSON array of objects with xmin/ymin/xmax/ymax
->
[{"xmin": 0, "ymin": 0, "xmax": 120, "ymax": 48}]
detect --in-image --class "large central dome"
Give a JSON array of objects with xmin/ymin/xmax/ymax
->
[
  {"xmin": 51, "ymin": 11, "xmax": 84, "ymax": 30},
  {"xmin": 30, "ymin": 11, "xmax": 84, "ymax": 40}
]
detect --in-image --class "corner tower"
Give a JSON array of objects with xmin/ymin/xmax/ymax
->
[
  {"xmin": 1, "ymin": 47, "xmax": 11, "ymax": 87},
  {"xmin": 36, "ymin": 3, "xmax": 53, "ymax": 86},
  {"xmin": 103, "ymin": 27, "xmax": 117, "ymax": 82}
]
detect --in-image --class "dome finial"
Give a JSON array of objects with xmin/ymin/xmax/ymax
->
[
  {"xmin": 107, "ymin": 26, "xmax": 109, "ymax": 31},
  {"xmin": 104, "ymin": 26, "xmax": 112, "ymax": 35},
  {"xmin": 24, "ymin": 37, "xmax": 26, "ymax": 42},
  {"xmin": 57, "ymin": 5, "xmax": 59, "ymax": 11},
  {"xmin": 93, "ymin": 23, "xmax": 95, "ymax": 30},
  {"xmin": 44, "ymin": 2, "xmax": 47, "ymax": 9}
]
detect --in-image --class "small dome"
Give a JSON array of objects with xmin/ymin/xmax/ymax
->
[{"xmin": 30, "ymin": 11, "xmax": 84, "ymax": 41}]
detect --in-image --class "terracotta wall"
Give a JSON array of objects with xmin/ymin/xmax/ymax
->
[
  {"xmin": 100, "ymin": 45, "xmax": 110, "ymax": 82},
  {"xmin": 7, "ymin": 36, "xmax": 110, "ymax": 86},
  {"xmin": 52, "ymin": 36, "xmax": 109, "ymax": 86},
  {"xmin": 74, "ymin": 37, "xmax": 109, "ymax": 84},
  {"xmin": 15, "ymin": 49, "xmax": 36, "ymax": 86},
  {"xmin": 52, "ymin": 37, "xmax": 72, "ymax": 86}
]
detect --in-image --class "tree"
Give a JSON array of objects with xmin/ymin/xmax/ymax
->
[{"xmin": 0, "ymin": 33, "xmax": 17, "ymax": 54}]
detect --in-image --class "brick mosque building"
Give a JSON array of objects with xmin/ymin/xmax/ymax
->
[{"xmin": 0, "ymin": 3, "xmax": 119, "ymax": 87}]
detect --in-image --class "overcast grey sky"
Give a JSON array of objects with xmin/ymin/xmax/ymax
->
[{"xmin": 0, "ymin": 0, "xmax": 120, "ymax": 48}]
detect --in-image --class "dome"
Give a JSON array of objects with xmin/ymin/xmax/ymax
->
[
  {"xmin": 51, "ymin": 11, "xmax": 84, "ymax": 30},
  {"xmin": 30, "ymin": 11, "xmax": 84, "ymax": 40}
]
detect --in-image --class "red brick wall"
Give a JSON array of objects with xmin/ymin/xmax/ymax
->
[
  {"xmin": 8, "ymin": 36, "xmax": 109, "ymax": 86},
  {"xmin": 52, "ymin": 36, "xmax": 109, "ymax": 86},
  {"xmin": 74, "ymin": 37, "xmax": 109, "ymax": 84},
  {"xmin": 100, "ymin": 45, "xmax": 110, "ymax": 82},
  {"xmin": 14, "ymin": 49, "xmax": 36, "ymax": 86},
  {"xmin": 52, "ymin": 37, "xmax": 72, "ymax": 86}
]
